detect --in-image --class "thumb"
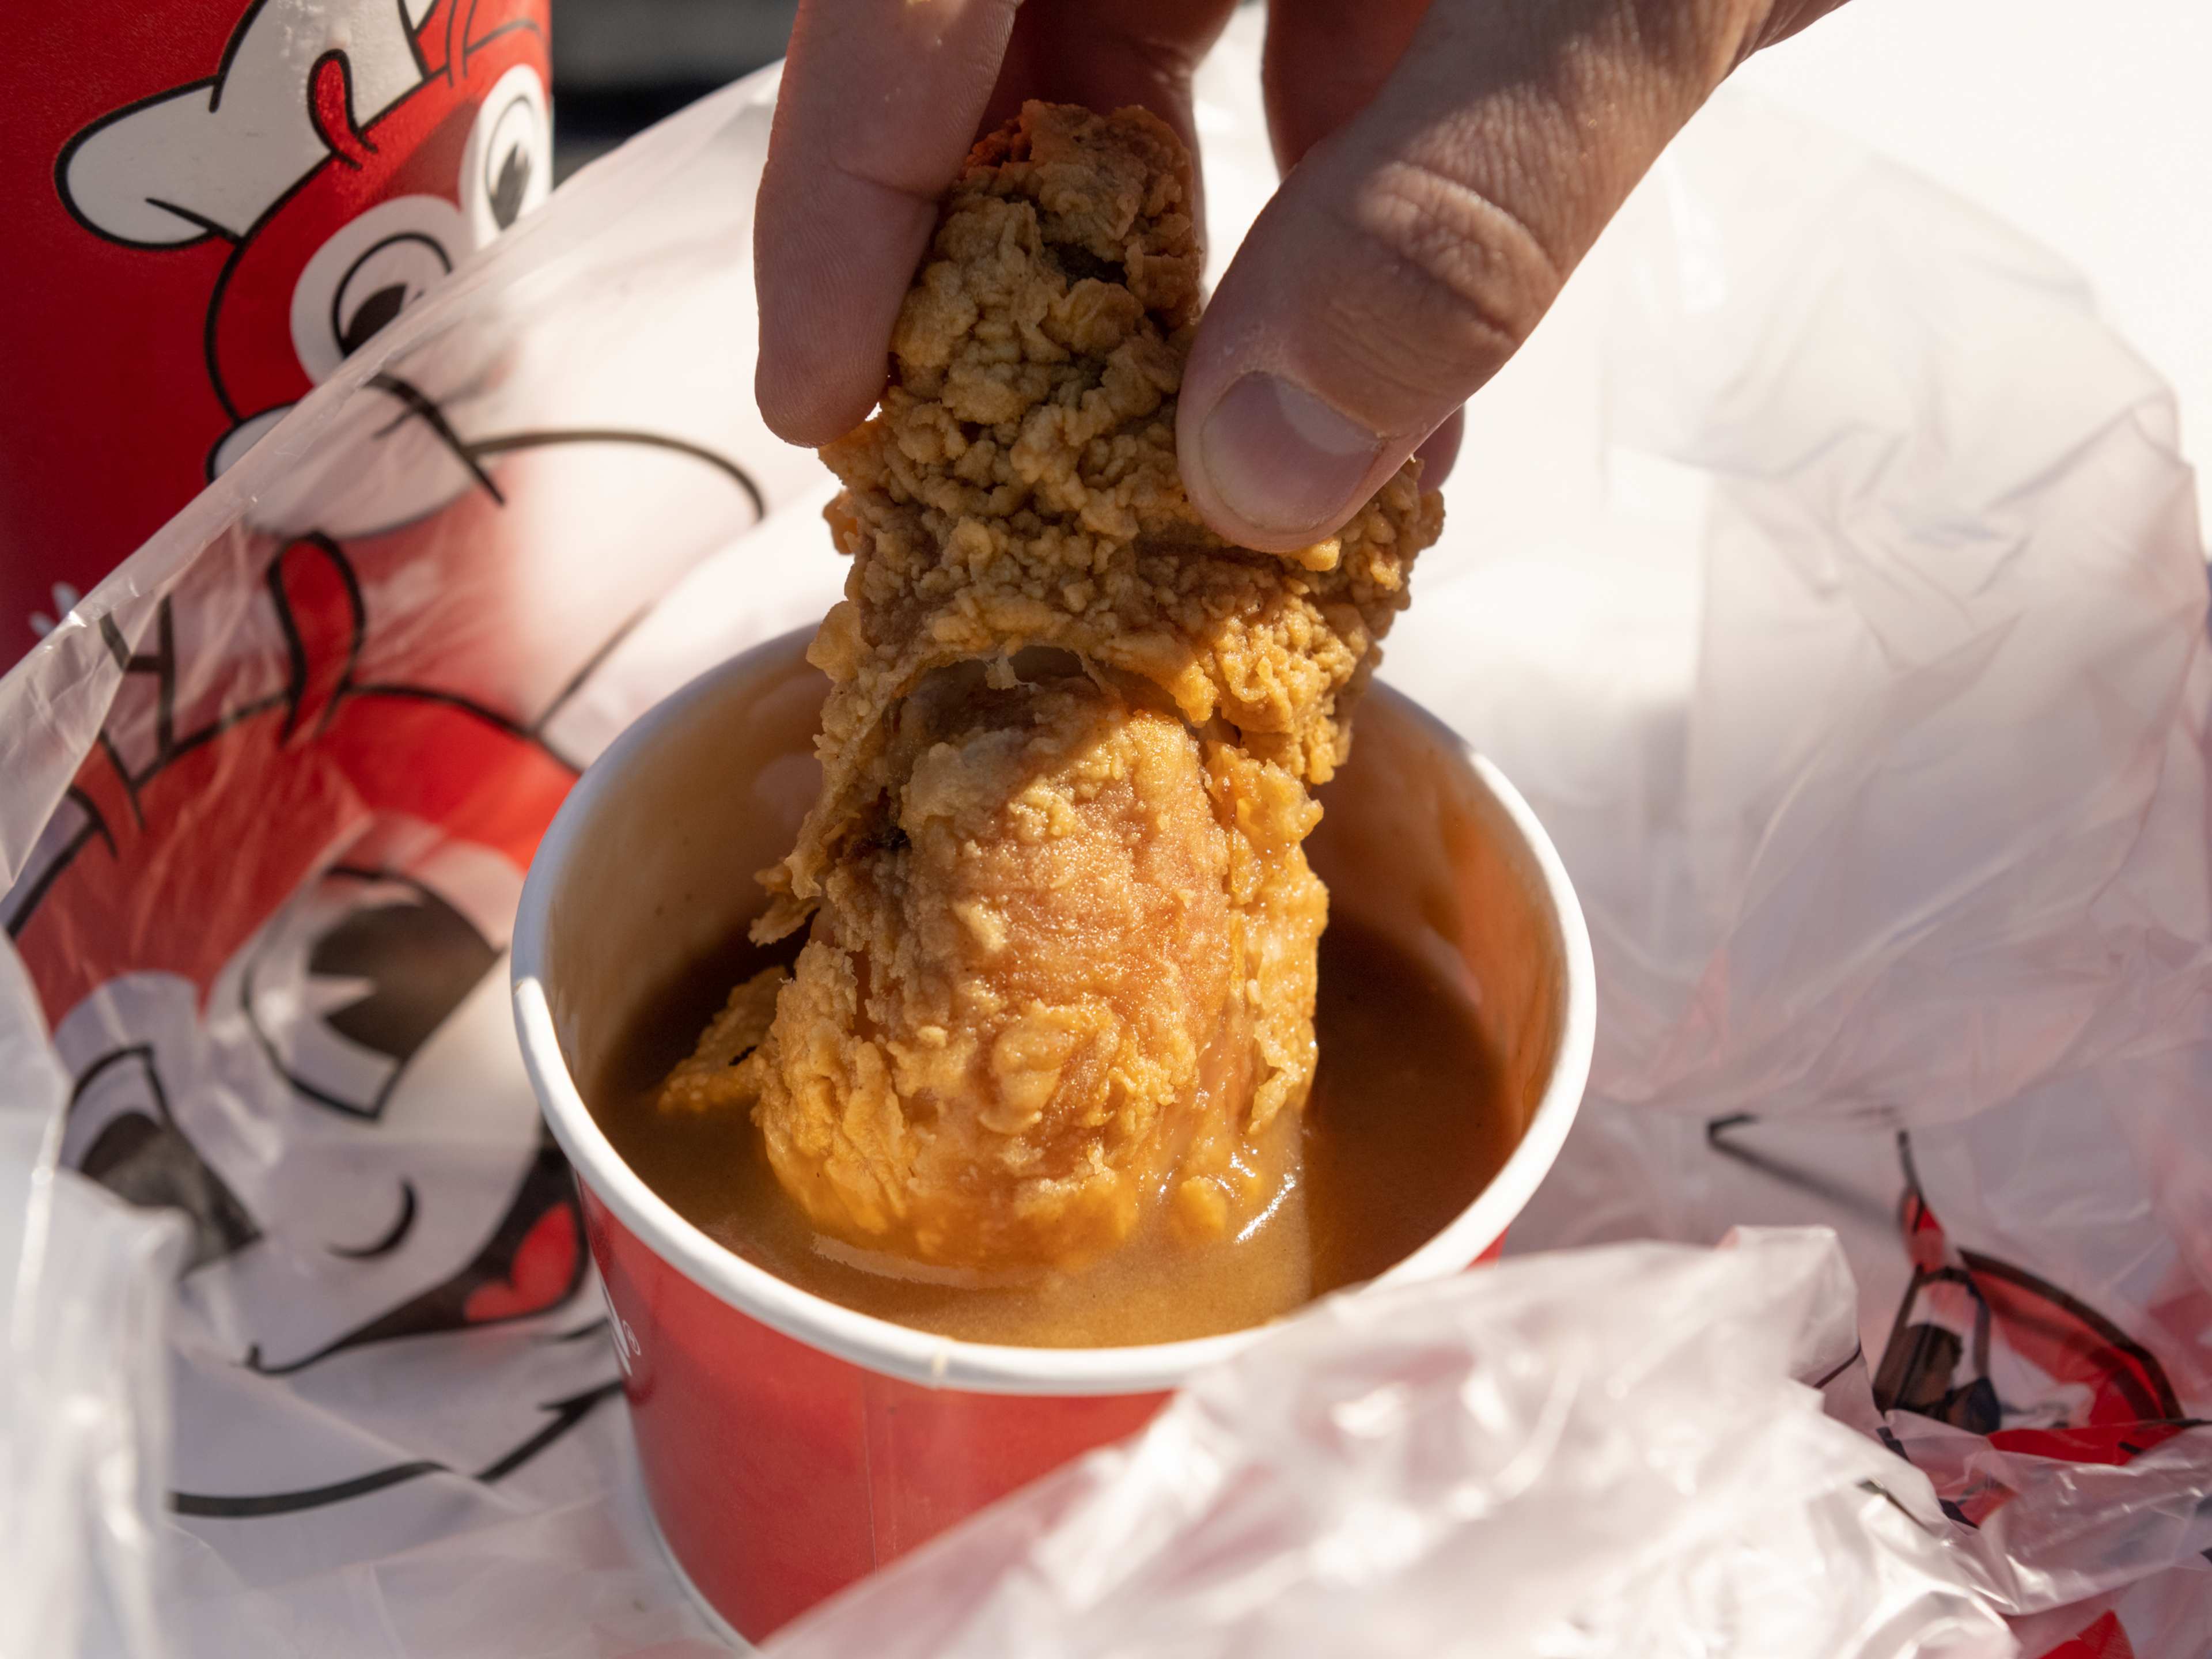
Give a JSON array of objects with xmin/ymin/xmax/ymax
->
[{"xmin": 1180, "ymin": 0, "xmax": 1789, "ymax": 552}]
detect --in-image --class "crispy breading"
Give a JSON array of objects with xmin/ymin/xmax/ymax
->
[
  {"xmin": 657, "ymin": 968, "xmax": 783, "ymax": 1114},
  {"xmin": 664, "ymin": 103, "xmax": 1441, "ymax": 1270}
]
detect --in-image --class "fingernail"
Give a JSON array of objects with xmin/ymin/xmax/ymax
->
[{"xmin": 1195, "ymin": 373, "xmax": 1384, "ymax": 537}]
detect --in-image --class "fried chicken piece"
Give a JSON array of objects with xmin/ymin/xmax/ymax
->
[
  {"xmin": 775, "ymin": 108, "xmax": 1437, "ymax": 921},
  {"xmin": 742, "ymin": 662, "xmax": 1328, "ymax": 1267},
  {"xmin": 658, "ymin": 969, "xmax": 783, "ymax": 1114},
  {"xmin": 667, "ymin": 102, "xmax": 1441, "ymax": 1271}
]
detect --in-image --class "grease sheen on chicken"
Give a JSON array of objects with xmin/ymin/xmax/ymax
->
[{"xmin": 666, "ymin": 103, "xmax": 1442, "ymax": 1272}]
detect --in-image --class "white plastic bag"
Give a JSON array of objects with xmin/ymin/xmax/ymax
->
[
  {"xmin": 0, "ymin": 60, "xmax": 834, "ymax": 1659},
  {"xmin": 763, "ymin": 1230, "xmax": 2012, "ymax": 1659},
  {"xmin": 0, "ymin": 947, "xmax": 185, "ymax": 1659},
  {"xmin": 3, "ymin": 9, "xmax": 2208, "ymax": 1655},
  {"xmin": 1382, "ymin": 85, "xmax": 2212, "ymax": 1655}
]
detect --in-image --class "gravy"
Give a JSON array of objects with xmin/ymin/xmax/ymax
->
[{"xmin": 590, "ymin": 917, "xmax": 1509, "ymax": 1348}]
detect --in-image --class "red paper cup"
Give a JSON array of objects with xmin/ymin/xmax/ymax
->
[{"xmin": 512, "ymin": 627, "xmax": 1595, "ymax": 1643}]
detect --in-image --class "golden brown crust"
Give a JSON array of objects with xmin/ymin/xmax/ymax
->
[
  {"xmin": 743, "ymin": 676, "xmax": 1327, "ymax": 1267},
  {"xmin": 775, "ymin": 101, "xmax": 1440, "ymax": 918},
  {"xmin": 658, "ymin": 969, "xmax": 784, "ymax": 1113},
  {"xmin": 669, "ymin": 102, "xmax": 1440, "ymax": 1271}
]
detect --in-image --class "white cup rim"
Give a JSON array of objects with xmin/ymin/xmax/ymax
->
[{"xmin": 513, "ymin": 630, "xmax": 1596, "ymax": 1397}]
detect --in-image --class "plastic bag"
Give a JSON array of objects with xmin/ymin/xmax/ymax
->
[
  {"xmin": 1380, "ymin": 88, "xmax": 2212, "ymax": 1656},
  {"xmin": 763, "ymin": 1230, "xmax": 2012, "ymax": 1659},
  {"xmin": 0, "ymin": 59, "xmax": 835, "ymax": 1659},
  {"xmin": 0, "ymin": 945, "xmax": 185, "ymax": 1659},
  {"xmin": 3, "ymin": 8, "xmax": 2208, "ymax": 1654}
]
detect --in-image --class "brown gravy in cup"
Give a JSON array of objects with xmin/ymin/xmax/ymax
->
[{"xmin": 589, "ymin": 918, "xmax": 1509, "ymax": 1348}]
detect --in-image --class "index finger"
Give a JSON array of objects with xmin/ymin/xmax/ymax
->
[{"xmin": 753, "ymin": 0, "xmax": 1021, "ymax": 447}]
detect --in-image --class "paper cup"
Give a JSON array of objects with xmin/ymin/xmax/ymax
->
[{"xmin": 513, "ymin": 627, "xmax": 1595, "ymax": 1642}]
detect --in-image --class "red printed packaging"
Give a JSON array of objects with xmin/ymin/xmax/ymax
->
[{"xmin": 2, "ymin": 0, "xmax": 552, "ymax": 662}]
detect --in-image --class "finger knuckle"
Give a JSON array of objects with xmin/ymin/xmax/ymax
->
[
  {"xmin": 1315, "ymin": 157, "xmax": 1564, "ymax": 402},
  {"xmin": 1622, "ymin": 0, "xmax": 1767, "ymax": 77}
]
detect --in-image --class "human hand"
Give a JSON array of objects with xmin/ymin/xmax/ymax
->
[{"xmin": 753, "ymin": 0, "xmax": 1849, "ymax": 553}]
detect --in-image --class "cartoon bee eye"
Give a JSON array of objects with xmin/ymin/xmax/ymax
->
[
  {"xmin": 334, "ymin": 233, "xmax": 452, "ymax": 355},
  {"xmin": 290, "ymin": 195, "xmax": 468, "ymax": 384},
  {"xmin": 62, "ymin": 1047, "xmax": 258, "ymax": 1272},
  {"xmin": 460, "ymin": 65, "xmax": 551, "ymax": 246},
  {"xmin": 242, "ymin": 867, "xmax": 499, "ymax": 1122}
]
